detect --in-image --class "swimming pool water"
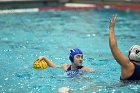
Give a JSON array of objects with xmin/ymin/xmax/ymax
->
[{"xmin": 0, "ymin": 8, "xmax": 140, "ymax": 93}]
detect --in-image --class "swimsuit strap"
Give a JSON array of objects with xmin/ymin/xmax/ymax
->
[
  {"xmin": 77, "ymin": 66, "xmax": 83, "ymax": 69},
  {"xmin": 66, "ymin": 65, "xmax": 72, "ymax": 71},
  {"xmin": 127, "ymin": 63, "xmax": 140, "ymax": 80},
  {"xmin": 120, "ymin": 63, "xmax": 140, "ymax": 81}
]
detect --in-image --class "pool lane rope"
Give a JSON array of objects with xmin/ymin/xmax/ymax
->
[{"xmin": 0, "ymin": 3, "xmax": 140, "ymax": 14}]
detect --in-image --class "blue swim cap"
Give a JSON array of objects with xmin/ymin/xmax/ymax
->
[{"xmin": 69, "ymin": 48, "xmax": 83, "ymax": 62}]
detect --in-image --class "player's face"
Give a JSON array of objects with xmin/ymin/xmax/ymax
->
[{"xmin": 73, "ymin": 54, "xmax": 83, "ymax": 66}]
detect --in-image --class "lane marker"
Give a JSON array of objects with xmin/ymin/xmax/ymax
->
[
  {"xmin": 0, "ymin": 8, "xmax": 39, "ymax": 14},
  {"xmin": 104, "ymin": 5, "xmax": 110, "ymax": 9},
  {"xmin": 65, "ymin": 3, "xmax": 96, "ymax": 8}
]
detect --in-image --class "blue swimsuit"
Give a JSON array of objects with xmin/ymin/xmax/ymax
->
[
  {"xmin": 120, "ymin": 63, "xmax": 140, "ymax": 81},
  {"xmin": 66, "ymin": 65, "xmax": 84, "ymax": 77}
]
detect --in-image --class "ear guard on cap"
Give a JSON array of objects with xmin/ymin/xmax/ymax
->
[{"xmin": 69, "ymin": 50, "xmax": 74, "ymax": 62}]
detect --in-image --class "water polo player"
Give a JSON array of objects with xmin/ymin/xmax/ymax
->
[
  {"xmin": 61, "ymin": 48, "xmax": 94, "ymax": 77},
  {"xmin": 109, "ymin": 15, "xmax": 140, "ymax": 81},
  {"xmin": 34, "ymin": 48, "xmax": 95, "ymax": 77}
]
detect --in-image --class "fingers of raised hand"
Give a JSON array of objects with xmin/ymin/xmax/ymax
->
[{"xmin": 110, "ymin": 15, "xmax": 117, "ymax": 23}]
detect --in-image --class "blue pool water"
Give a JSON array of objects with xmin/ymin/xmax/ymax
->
[{"xmin": 0, "ymin": 8, "xmax": 140, "ymax": 93}]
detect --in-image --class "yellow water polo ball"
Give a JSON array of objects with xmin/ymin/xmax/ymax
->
[{"xmin": 33, "ymin": 59, "xmax": 48, "ymax": 69}]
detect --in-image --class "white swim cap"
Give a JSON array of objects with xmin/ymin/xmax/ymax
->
[
  {"xmin": 58, "ymin": 87, "xmax": 71, "ymax": 93},
  {"xmin": 128, "ymin": 45, "xmax": 140, "ymax": 62}
]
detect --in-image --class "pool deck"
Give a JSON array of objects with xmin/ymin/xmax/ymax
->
[
  {"xmin": 71, "ymin": 0, "xmax": 140, "ymax": 6},
  {"xmin": 0, "ymin": 0, "xmax": 61, "ymax": 9},
  {"xmin": 0, "ymin": 0, "xmax": 140, "ymax": 5},
  {"xmin": 0, "ymin": 0, "xmax": 140, "ymax": 11}
]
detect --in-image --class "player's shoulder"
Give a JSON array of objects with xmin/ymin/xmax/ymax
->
[{"xmin": 61, "ymin": 64, "xmax": 70, "ymax": 70}]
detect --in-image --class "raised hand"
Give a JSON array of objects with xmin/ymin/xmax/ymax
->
[{"xmin": 109, "ymin": 15, "xmax": 117, "ymax": 29}]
